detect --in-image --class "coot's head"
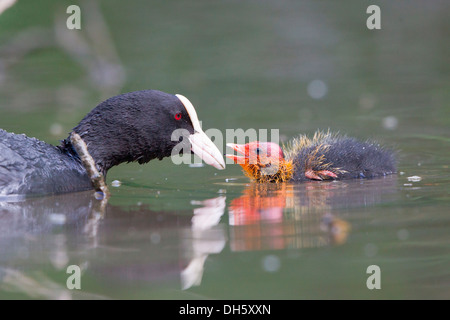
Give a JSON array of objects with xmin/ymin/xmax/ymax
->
[
  {"xmin": 63, "ymin": 90, "xmax": 225, "ymax": 175},
  {"xmin": 226, "ymin": 141, "xmax": 293, "ymax": 182}
]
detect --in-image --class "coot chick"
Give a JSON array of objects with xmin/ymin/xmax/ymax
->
[
  {"xmin": 0, "ymin": 90, "xmax": 225, "ymax": 196},
  {"xmin": 226, "ymin": 131, "xmax": 396, "ymax": 183}
]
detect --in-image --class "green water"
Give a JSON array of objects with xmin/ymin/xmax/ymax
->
[{"xmin": 0, "ymin": 0, "xmax": 449, "ymax": 299}]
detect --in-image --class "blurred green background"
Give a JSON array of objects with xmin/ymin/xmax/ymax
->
[
  {"xmin": 0, "ymin": 0, "xmax": 449, "ymax": 300},
  {"xmin": 2, "ymin": 1, "xmax": 448, "ymax": 144}
]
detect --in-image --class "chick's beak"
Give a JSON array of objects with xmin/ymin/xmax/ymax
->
[
  {"xmin": 189, "ymin": 130, "xmax": 226, "ymax": 170},
  {"xmin": 226, "ymin": 143, "xmax": 247, "ymax": 165}
]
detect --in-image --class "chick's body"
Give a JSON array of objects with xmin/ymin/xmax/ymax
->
[
  {"xmin": 285, "ymin": 131, "xmax": 397, "ymax": 181},
  {"xmin": 227, "ymin": 131, "xmax": 397, "ymax": 183}
]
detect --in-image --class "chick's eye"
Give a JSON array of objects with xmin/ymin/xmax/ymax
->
[
  {"xmin": 174, "ymin": 113, "xmax": 182, "ymax": 121},
  {"xmin": 255, "ymin": 148, "xmax": 261, "ymax": 155}
]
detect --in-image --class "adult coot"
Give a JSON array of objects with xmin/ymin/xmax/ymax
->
[
  {"xmin": 226, "ymin": 131, "xmax": 396, "ymax": 183},
  {"xmin": 0, "ymin": 90, "xmax": 225, "ymax": 196}
]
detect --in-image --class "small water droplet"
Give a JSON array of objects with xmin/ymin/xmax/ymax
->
[
  {"xmin": 407, "ymin": 176, "xmax": 421, "ymax": 182},
  {"xmin": 111, "ymin": 180, "xmax": 121, "ymax": 187},
  {"xmin": 94, "ymin": 191, "xmax": 104, "ymax": 200}
]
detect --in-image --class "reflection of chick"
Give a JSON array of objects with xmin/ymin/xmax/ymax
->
[
  {"xmin": 229, "ymin": 184, "xmax": 287, "ymax": 225},
  {"xmin": 228, "ymin": 183, "xmax": 352, "ymax": 251},
  {"xmin": 226, "ymin": 131, "xmax": 396, "ymax": 183}
]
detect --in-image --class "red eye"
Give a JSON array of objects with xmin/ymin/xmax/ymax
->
[{"xmin": 174, "ymin": 113, "xmax": 182, "ymax": 121}]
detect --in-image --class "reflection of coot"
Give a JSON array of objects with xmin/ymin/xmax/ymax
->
[
  {"xmin": 0, "ymin": 192, "xmax": 226, "ymax": 292},
  {"xmin": 227, "ymin": 131, "xmax": 396, "ymax": 183},
  {"xmin": 0, "ymin": 90, "xmax": 224, "ymax": 197},
  {"xmin": 0, "ymin": 190, "xmax": 98, "ymax": 235}
]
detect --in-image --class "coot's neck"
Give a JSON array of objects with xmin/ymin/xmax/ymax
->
[
  {"xmin": 59, "ymin": 128, "xmax": 171, "ymax": 177},
  {"xmin": 58, "ymin": 138, "xmax": 82, "ymax": 163},
  {"xmin": 58, "ymin": 135, "xmax": 112, "ymax": 177},
  {"xmin": 59, "ymin": 136, "xmax": 114, "ymax": 177}
]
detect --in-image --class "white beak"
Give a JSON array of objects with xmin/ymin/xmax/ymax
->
[
  {"xmin": 189, "ymin": 130, "xmax": 226, "ymax": 170},
  {"xmin": 176, "ymin": 94, "xmax": 225, "ymax": 170}
]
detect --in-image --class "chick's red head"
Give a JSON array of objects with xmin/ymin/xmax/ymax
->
[{"xmin": 226, "ymin": 142, "xmax": 292, "ymax": 182}]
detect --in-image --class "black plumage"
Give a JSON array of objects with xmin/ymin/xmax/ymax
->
[
  {"xmin": 60, "ymin": 90, "xmax": 195, "ymax": 176},
  {"xmin": 287, "ymin": 133, "xmax": 397, "ymax": 181},
  {"xmin": 0, "ymin": 129, "xmax": 92, "ymax": 196},
  {"xmin": 0, "ymin": 90, "xmax": 225, "ymax": 197}
]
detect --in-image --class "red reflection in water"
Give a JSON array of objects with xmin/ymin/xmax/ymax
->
[{"xmin": 228, "ymin": 183, "xmax": 351, "ymax": 251}]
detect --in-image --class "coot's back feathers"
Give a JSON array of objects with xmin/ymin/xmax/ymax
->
[{"xmin": 0, "ymin": 129, "xmax": 92, "ymax": 196}]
